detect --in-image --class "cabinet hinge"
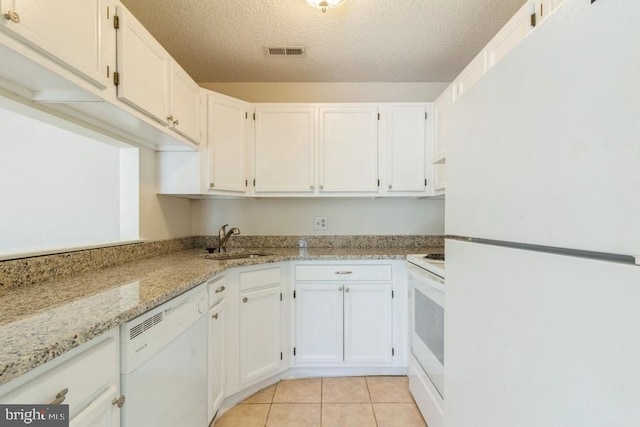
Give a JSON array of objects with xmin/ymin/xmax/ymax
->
[
  {"xmin": 392, "ymin": 348, "xmax": 395, "ymax": 356},
  {"xmin": 425, "ymin": 112, "xmax": 428, "ymax": 120},
  {"xmin": 113, "ymin": 71, "xmax": 120, "ymax": 86},
  {"xmin": 106, "ymin": 6, "xmax": 110, "ymax": 19},
  {"xmin": 253, "ymin": 178, "xmax": 256, "ymax": 187},
  {"xmin": 377, "ymin": 179, "xmax": 380, "ymax": 187},
  {"xmin": 280, "ymin": 352, "xmax": 283, "ymax": 360},
  {"xmin": 530, "ymin": 12, "xmax": 537, "ymax": 27},
  {"xmin": 106, "ymin": 65, "xmax": 110, "ymax": 78},
  {"xmin": 280, "ymin": 292, "xmax": 283, "ymax": 301},
  {"xmin": 293, "ymin": 347, "xmax": 296, "ymax": 356},
  {"xmin": 113, "ymin": 14, "xmax": 120, "ymax": 29},
  {"xmin": 253, "ymin": 112, "xmax": 256, "ymax": 120},
  {"xmin": 392, "ymin": 290, "xmax": 394, "ymax": 299},
  {"xmin": 293, "ymin": 290, "xmax": 296, "ymax": 298},
  {"xmin": 245, "ymin": 112, "xmax": 248, "ymax": 119},
  {"xmin": 377, "ymin": 113, "xmax": 380, "ymax": 121},
  {"xmin": 245, "ymin": 179, "xmax": 248, "ymax": 187},
  {"xmin": 425, "ymin": 178, "xmax": 428, "ymax": 187}
]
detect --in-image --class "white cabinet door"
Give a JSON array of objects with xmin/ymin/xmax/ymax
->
[
  {"xmin": 115, "ymin": 5, "xmax": 169, "ymax": 125},
  {"xmin": 344, "ymin": 284, "xmax": 393, "ymax": 364},
  {"xmin": 207, "ymin": 300, "xmax": 226, "ymax": 423},
  {"xmin": 69, "ymin": 385, "xmax": 120, "ymax": 427},
  {"xmin": 169, "ymin": 61, "xmax": 200, "ymax": 143},
  {"xmin": 486, "ymin": 1, "xmax": 534, "ymax": 69},
  {"xmin": 294, "ymin": 284, "xmax": 344, "ymax": 364},
  {"xmin": 0, "ymin": 0, "xmax": 110, "ymax": 89},
  {"xmin": 207, "ymin": 94, "xmax": 248, "ymax": 193},
  {"xmin": 254, "ymin": 106, "xmax": 315, "ymax": 193},
  {"xmin": 381, "ymin": 104, "xmax": 428, "ymax": 193},
  {"xmin": 319, "ymin": 106, "xmax": 379, "ymax": 193},
  {"xmin": 239, "ymin": 286, "xmax": 281, "ymax": 385}
]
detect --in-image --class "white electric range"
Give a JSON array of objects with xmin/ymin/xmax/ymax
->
[{"xmin": 406, "ymin": 253, "xmax": 445, "ymax": 427}]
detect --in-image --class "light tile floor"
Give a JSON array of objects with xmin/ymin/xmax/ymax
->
[{"xmin": 214, "ymin": 376, "xmax": 427, "ymax": 427}]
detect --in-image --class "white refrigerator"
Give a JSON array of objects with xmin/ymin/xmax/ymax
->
[{"xmin": 444, "ymin": 0, "xmax": 640, "ymax": 426}]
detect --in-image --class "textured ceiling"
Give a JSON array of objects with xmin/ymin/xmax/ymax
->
[{"xmin": 120, "ymin": 0, "xmax": 527, "ymax": 83}]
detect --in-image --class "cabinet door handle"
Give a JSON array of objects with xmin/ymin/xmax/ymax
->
[
  {"xmin": 345, "ymin": 287, "xmax": 350, "ymax": 293},
  {"xmin": 215, "ymin": 286, "xmax": 226, "ymax": 293},
  {"xmin": 173, "ymin": 119, "xmax": 179, "ymax": 126},
  {"xmin": 242, "ymin": 297, "xmax": 248, "ymax": 303},
  {"xmin": 338, "ymin": 286, "xmax": 343, "ymax": 292},
  {"xmin": 3, "ymin": 10, "xmax": 20, "ymax": 23},
  {"xmin": 112, "ymin": 395, "xmax": 125, "ymax": 408},
  {"xmin": 49, "ymin": 388, "xmax": 68, "ymax": 405},
  {"xmin": 335, "ymin": 271, "xmax": 353, "ymax": 275},
  {"xmin": 212, "ymin": 313, "xmax": 219, "ymax": 320},
  {"xmin": 167, "ymin": 115, "xmax": 174, "ymax": 123}
]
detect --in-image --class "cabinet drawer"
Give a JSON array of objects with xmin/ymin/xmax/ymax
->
[
  {"xmin": 239, "ymin": 267, "xmax": 281, "ymax": 291},
  {"xmin": 207, "ymin": 275, "xmax": 227, "ymax": 307},
  {"xmin": 0, "ymin": 333, "xmax": 118, "ymax": 418},
  {"xmin": 295, "ymin": 264, "xmax": 392, "ymax": 282}
]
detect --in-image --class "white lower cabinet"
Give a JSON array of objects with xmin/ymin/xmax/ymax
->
[
  {"xmin": 294, "ymin": 264, "xmax": 395, "ymax": 366},
  {"xmin": 0, "ymin": 329, "xmax": 122, "ymax": 426},
  {"xmin": 344, "ymin": 284, "xmax": 393, "ymax": 364},
  {"xmin": 239, "ymin": 285, "xmax": 282, "ymax": 385},
  {"xmin": 295, "ymin": 283, "xmax": 344, "ymax": 363},
  {"xmin": 207, "ymin": 299, "xmax": 226, "ymax": 423}
]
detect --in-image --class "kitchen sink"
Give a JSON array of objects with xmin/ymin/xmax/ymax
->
[{"xmin": 204, "ymin": 252, "xmax": 270, "ymax": 261}]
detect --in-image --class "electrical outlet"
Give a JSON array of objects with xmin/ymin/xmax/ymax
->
[{"xmin": 314, "ymin": 216, "xmax": 328, "ymax": 230}]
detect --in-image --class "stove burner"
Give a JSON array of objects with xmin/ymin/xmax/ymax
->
[{"xmin": 424, "ymin": 253, "xmax": 445, "ymax": 261}]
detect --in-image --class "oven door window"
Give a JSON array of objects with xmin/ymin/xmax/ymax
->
[{"xmin": 415, "ymin": 290, "xmax": 444, "ymax": 365}]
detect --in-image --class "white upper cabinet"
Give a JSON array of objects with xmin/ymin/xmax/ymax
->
[
  {"xmin": 207, "ymin": 93, "xmax": 249, "ymax": 193},
  {"xmin": 0, "ymin": 0, "xmax": 111, "ymax": 90},
  {"xmin": 319, "ymin": 106, "xmax": 379, "ymax": 193},
  {"xmin": 254, "ymin": 105, "xmax": 315, "ymax": 193},
  {"xmin": 379, "ymin": 104, "xmax": 430, "ymax": 194},
  {"xmin": 168, "ymin": 61, "xmax": 200, "ymax": 143},
  {"xmin": 115, "ymin": 4, "xmax": 169, "ymax": 125}
]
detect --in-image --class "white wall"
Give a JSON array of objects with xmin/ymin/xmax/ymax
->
[
  {"xmin": 139, "ymin": 146, "xmax": 192, "ymax": 240},
  {"xmin": 192, "ymin": 198, "xmax": 444, "ymax": 236},
  {"xmin": 199, "ymin": 82, "xmax": 450, "ymax": 103}
]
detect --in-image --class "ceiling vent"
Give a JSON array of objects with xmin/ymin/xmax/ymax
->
[{"xmin": 264, "ymin": 46, "xmax": 307, "ymax": 57}]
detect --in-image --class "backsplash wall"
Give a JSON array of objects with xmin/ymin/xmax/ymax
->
[{"xmin": 192, "ymin": 198, "xmax": 445, "ymax": 236}]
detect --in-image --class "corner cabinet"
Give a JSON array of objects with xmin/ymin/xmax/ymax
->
[
  {"xmin": 294, "ymin": 263, "xmax": 395, "ymax": 366},
  {"xmin": 318, "ymin": 106, "xmax": 379, "ymax": 193},
  {"xmin": 224, "ymin": 264, "xmax": 285, "ymax": 397},
  {"xmin": 253, "ymin": 105, "xmax": 315, "ymax": 193},
  {"xmin": 0, "ymin": 0, "xmax": 112, "ymax": 91},
  {"xmin": 206, "ymin": 93, "xmax": 250, "ymax": 194}
]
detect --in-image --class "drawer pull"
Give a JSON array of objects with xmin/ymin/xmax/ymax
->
[
  {"xmin": 112, "ymin": 395, "xmax": 126, "ymax": 408},
  {"xmin": 334, "ymin": 271, "xmax": 353, "ymax": 275},
  {"xmin": 212, "ymin": 313, "xmax": 219, "ymax": 320},
  {"xmin": 215, "ymin": 286, "xmax": 226, "ymax": 293},
  {"xmin": 49, "ymin": 388, "xmax": 68, "ymax": 405}
]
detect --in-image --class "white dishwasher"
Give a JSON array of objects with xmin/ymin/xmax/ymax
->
[{"xmin": 121, "ymin": 284, "xmax": 208, "ymax": 427}]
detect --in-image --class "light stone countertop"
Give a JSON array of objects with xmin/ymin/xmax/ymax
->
[{"xmin": 0, "ymin": 246, "xmax": 441, "ymax": 386}]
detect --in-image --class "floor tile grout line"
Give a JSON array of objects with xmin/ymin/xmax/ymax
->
[{"xmin": 365, "ymin": 376, "xmax": 380, "ymax": 427}]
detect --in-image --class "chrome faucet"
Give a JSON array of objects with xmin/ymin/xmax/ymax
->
[{"xmin": 218, "ymin": 224, "xmax": 240, "ymax": 253}]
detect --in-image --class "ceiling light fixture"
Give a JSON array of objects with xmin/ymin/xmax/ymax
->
[{"xmin": 304, "ymin": 0, "xmax": 346, "ymax": 14}]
